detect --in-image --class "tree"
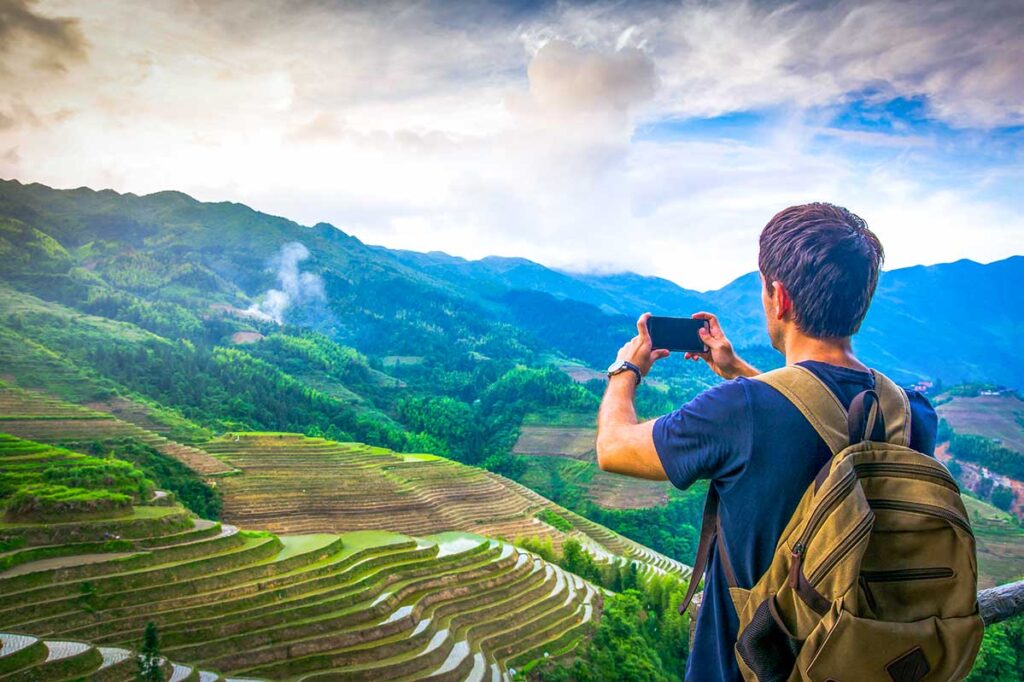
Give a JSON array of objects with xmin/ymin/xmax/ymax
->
[
  {"xmin": 967, "ymin": 620, "xmax": 1018, "ymax": 681},
  {"xmin": 991, "ymin": 486, "xmax": 1015, "ymax": 513},
  {"xmin": 137, "ymin": 621, "xmax": 162, "ymax": 682},
  {"xmin": 976, "ymin": 476, "xmax": 995, "ymax": 500}
]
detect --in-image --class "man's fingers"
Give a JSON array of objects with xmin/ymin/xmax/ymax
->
[
  {"xmin": 652, "ymin": 349, "xmax": 670, "ymax": 361},
  {"xmin": 698, "ymin": 326, "xmax": 721, "ymax": 348},
  {"xmin": 692, "ymin": 311, "xmax": 721, "ymax": 335},
  {"xmin": 636, "ymin": 312, "xmax": 652, "ymax": 342}
]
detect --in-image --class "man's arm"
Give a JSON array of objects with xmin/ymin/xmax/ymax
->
[
  {"xmin": 596, "ymin": 372, "xmax": 667, "ymax": 480},
  {"xmin": 596, "ymin": 311, "xmax": 760, "ymax": 481},
  {"xmin": 596, "ymin": 313, "xmax": 669, "ymax": 480}
]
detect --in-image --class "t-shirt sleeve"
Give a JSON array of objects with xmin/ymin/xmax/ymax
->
[
  {"xmin": 906, "ymin": 389, "xmax": 938, "ymax": 456},
  {"xmin": 652, "ymin": 379, "xmax": 752, "ymax": 490}
]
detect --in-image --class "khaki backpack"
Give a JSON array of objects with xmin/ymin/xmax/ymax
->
[{"xmin": 678, "ymin": 366, "xmax": 983, "ymax": 682}]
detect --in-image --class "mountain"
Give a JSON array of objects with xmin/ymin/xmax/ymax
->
[
  {"xmin": 383, "ymin": 249, "xmax": 708, "ymax": 317},
  {"xmin": 1, "ymin": 178, "xmax": 1022, "ymax": 391},
  {"xmin": 385, "ymin": 231, "xmax": 1024, "ymax": 387}
]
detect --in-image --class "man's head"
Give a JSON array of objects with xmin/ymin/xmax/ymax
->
[{"xmin": 758, "ymin": 202, "xmax": 884, "ymax": 351}]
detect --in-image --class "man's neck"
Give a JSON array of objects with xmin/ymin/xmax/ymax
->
[{"xmin": 782, "ymin": 332, "xmax": 868, "ymax": 372}]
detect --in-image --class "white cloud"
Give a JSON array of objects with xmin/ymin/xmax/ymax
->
[{"xmin": 0, "ymin": 0, "xmax": 1020, "ymax": 290}]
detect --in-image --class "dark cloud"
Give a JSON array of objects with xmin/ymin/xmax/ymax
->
[{"xmin": 0, "ymin": 0, "xmax": 88, "ymax": 72}]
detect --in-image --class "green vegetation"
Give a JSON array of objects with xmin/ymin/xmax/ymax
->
[
  {"xmin": 6, "ymin": 484, "xmax": 132, "ymax": 520},
  {"xmin": 961, "ymin": 494, "xmax": 1024, "ymax": 589},
  {"xmin": 992, "ymin": 486, "xmax": 1015, "ymax": 513},
  {"xmin": 537, "ymin": 509, "xmax": 574, "ymax": 532},
  {"xmin": 0, "ymin": 435, "xmax": 152, "ymax": 521},
  {"xmin": 137, "ymin": 622, "xmax": 162, "ymax": 682},
  {"xmin": 949, "ymin": 432, "xmax": 1024, "ymax": 480},
  {"xmin": 967, "ymin": 616, "xmax": 1024, "ymax": 682},
  {"xmin": 511, "ymin": 534, "xmax": 691, "ymax": 681},
  {"xmin": 82, "ymin": 438, "xmax": 221, "ymax": 520}
]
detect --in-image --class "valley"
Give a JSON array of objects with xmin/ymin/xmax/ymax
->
[{"xmin": 0, "ymin": 180, "xmax": 1021, "ymax": 680}]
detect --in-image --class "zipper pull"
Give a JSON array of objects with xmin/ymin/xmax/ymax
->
[{"xmin": 789, "ymin": 541, "xmax": 806, "ymax": 589}]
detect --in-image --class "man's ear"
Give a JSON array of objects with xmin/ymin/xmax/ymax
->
[{"xmin": 771, "ymin": 280, "xmax": 792, "ymax": 320}]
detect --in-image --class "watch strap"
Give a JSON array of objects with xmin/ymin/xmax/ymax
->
[{"xmin": 610, "ymin": 360, "xmax": 643, "ymax": 385}]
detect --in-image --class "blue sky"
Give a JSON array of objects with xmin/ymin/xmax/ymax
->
[{"xmin": 0, "ymin": 0, "xmax": 1021, "ymax": 288}]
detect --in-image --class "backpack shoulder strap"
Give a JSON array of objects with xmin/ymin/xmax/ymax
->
[
  {"xmin": 870, "ymin": 370, "xmax": 912, "ymax": 447},
  {"xmin": 752, "ymin": 365, "xmax": 849, "ymax": 456}
]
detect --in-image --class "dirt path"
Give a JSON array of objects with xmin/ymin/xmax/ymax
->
[{"xmin": 1, "ymin": 552, "xmax": 137, "ymax": 578}]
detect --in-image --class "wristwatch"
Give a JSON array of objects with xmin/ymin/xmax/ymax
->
[{"xmin": 607, "ymin": 359, "xmax": 643, "ymax": 385}]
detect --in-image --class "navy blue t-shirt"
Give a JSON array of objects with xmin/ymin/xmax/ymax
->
[{"xmin": 653, "ymin": 361, "xmax": 937, "ymax": 682}]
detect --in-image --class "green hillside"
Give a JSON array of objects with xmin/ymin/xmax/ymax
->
[{"xmin": 0, "ymin": 180, "xmax": 1021, "ymax": 680}]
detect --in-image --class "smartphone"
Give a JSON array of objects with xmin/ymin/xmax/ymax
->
[{"xmin": 647, "ymin": 316, "xmax": 709, "ymax": 353}]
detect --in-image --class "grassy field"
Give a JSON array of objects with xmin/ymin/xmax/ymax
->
[
  {"xmin": 964, "ymin": 493, "xmax": 1024, "ymax": 589},
  {"xmin": 936, "ymin": 392, "xmax": 1024, "ymax": 452}
]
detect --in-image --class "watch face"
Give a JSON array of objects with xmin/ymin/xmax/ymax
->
[{"xmin": 607, "ymin": 360, "xmax": 624, "ymax": 374}]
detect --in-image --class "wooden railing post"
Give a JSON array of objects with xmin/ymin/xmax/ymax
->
[{"xmin": 979, "ymin": 579, "xmax": 1024, "ymax": 626}]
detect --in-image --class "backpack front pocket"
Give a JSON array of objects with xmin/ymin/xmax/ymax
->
[{"xmin": 798, "ymin": 601, "xmax": 983, "ymax": 682}]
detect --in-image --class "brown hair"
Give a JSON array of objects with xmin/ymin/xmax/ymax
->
[{"xmin": 758, "ymin": 203, "xmax": 884, "ymax": 339}]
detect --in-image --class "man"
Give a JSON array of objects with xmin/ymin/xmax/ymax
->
[{"xmin": 595, "ymin": 203, "xmax": 937, "ymax": 681}]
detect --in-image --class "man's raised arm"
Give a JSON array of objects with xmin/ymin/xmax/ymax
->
[
  {"xmin": 596, "ymin": 311, "xmax": 760, "ymax": 481},
  {"xmin": 595, "ymin": 312, "xmax": 670, "ymax": 480}
]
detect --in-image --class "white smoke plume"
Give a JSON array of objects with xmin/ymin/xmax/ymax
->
[{"xmin": 244, "ymin": 242, "xmax": 324, "ymax": 324}]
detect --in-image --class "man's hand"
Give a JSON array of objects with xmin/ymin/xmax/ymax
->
[
  {"xmin": 683, "ymin": 312, "xmax": 760, "ymax": 380},
  {"xmin": 613, "ymin": 312, "xmax": 671, "ymax": 378}
]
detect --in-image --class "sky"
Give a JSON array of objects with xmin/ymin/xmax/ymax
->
[{"xmin": 0, "ymin": 0, "xmax": 1021, "ymax": 290}]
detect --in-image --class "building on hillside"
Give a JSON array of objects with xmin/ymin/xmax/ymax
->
[{"xmin": 909, "ymin": 380, "xmax": 934, "ymax": 394}]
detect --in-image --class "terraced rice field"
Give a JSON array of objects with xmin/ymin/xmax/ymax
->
[
  {"xmin": 962, "ymin": 495, "xmax": 1024, "ymax": 589},
  {"xmin": 0, "ymin": 630, "xmax": 201, "ymax": 682},
  {"xmin": 585, "ymin": 473, "xmax": 669, "ymax": 510},
  {"xmin": 0, "ymin": 383, "xmax": 233, "ymax": 475},
  {"xmin": 512, "ymin": 426, "xmax": 595, "ymax": 459},
  {"xmin": 514, "ymin": 421, "xmax": 672, "ymax": 510},
  {"xmin": 0, "ymin": 496, "xmax": 598, "ymax": 680},
  {"xmin": 205, "ymin": 434, "xmax": 688, "ymax": 578},
  {"xmin": 0, "ymin": 325, "xmax": 121, "ymax": 404}
]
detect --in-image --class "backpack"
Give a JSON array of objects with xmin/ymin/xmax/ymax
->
[{"xmin": 678, "ymin": 365, "xmax": 984, "ymax": 682}]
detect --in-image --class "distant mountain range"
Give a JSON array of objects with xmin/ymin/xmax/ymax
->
[
  {"xmin": 384, "ymin": 247, "xmax": 1024, "ymax": 388},
  {"xmin": 2, "ymin": 178, "xmax": 1022, "ymax": 388}
]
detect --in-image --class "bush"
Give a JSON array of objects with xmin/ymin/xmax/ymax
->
[
  {"xmin": 513, "ymin": 535, "xmax": 557, "ymax": 563},
  {"xmin": 536, "ymin": 508, "xmax": 574, "ymax": 532}
]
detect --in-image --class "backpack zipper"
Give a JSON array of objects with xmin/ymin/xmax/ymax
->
[
  {"xmin": 796, "ymin": 468, "xmax": 858, "ymax": 549},
  {"xmin": 854, "ymin": 462, "xmax": 959, "ymax": 492},
  {"xmin": 807, "ymin": 513, "xmax": 873, "ymax": 586},
  {"xmin": 868, "ymin": 499, "xmax": 973, "ymax": 536},
  {"xmin": 789, "ymin": 468, "xmax": 858, "ymax": 584},
  {"xmin": 859, "ymin": 567, "xmax": 954, "ymax": 582}
]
